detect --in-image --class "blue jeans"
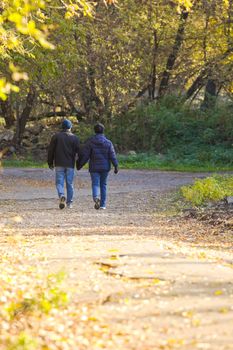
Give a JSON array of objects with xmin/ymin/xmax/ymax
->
[
  {"xmin": 55, "ymin": 167, "xmax": 74, "ymax": 204},
  {"xmin": 90, "ymin": 171, "xmax": 109, "ymax": 208}
]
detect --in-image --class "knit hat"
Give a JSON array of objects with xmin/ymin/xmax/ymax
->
[
  {"xmin": 62, "ymin": 119, "xmax": 72, "ymax": 130},
  {"xmin": 94, "ymin": 122, "xmax": 104, "ymax": 134}
]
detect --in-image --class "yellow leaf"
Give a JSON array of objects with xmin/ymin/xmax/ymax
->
[
  {"xmin": 38, "ymin": 37, "xmax": 55, "ymax": 49},
  {"xmin": 110, "ymin": 254, "xmax": 119, "ymax": 260},
  {"xmin": 12, "ymin": 72, "xmax": 29, "ymax": 82},
  {"xmin": 219, "ymin": 307, "xmax": 229, "ymax": 313},
  {"xmin": 182, "ymin": 310, "xmax": 194, "ymax": 318},
  {"xmin": 145, "ymin": 270, "xmax": 155, "ymax": 274},
  {"xmin": 198, "ymin": 252, "xmax": 207, "ymax": 259},
  {"xmin": 152, "ymin": 278, "xmax": 161, "ymax": 284},
  {"xmin": 214, "ymin": 290, "xmax": 223, "ymax": 296},
  {"xmin": 8, "ymin": 12, "xmax": 22, "ymax": 25},
  {"xmin": 192, "ymin": 318, "xmax": 201, "ymax": 327},
  {"xmin": 167, "ymin": 338, "xmax": 185, "ymax": 346},
  {"xmin": 12, "ymin": 216, "xmax": 23, "ymax": 223}
]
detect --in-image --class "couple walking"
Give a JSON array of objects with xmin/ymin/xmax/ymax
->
[{"xmin": 47, "ymin": 119, "xmax": 118, "ymax": 210}]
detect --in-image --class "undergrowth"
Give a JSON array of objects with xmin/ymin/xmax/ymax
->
[
  {"xmin": 181, "ymin": 175, "xmax": 233, "ymax": 205},
  {"xmin": 110, "ymin": 95, "xmax": 233, "ymax": 169},
  {"xmin": 1, "ymin": 95, "xmax": 233, "ymax": 172},
  {"xmin": 2, "ymin": 153, "xmax": 233, "ymax": 172}
]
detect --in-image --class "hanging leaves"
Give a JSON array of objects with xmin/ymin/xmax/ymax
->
[{"xmin": 176, "ymin": 0, "xmax": 193, "ymax": 11}]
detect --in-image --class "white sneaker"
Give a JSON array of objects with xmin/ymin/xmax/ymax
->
[
  {"xmin": 100, "ymin": 207, "xmax": 106, "ymax": 210},
  {"xmin": 67, "ymin": 203, "xmax": 73, "ymax": 209}
]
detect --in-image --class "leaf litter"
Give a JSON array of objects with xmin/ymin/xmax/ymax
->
[{"xmin": 0, "ymin": 168, "xmax": 233, "ymax": 349}]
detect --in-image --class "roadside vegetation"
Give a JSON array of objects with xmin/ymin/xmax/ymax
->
[
  {"xmin": 2, "ymin": 153, "xmax": 233, "ymax": 172},
  {"xmin": 181, "ymin": 175, "xmax": 233, "ymax": 206},
  {"xmin": 111, "ymin": 96, "xmax": 233, "ymax": 171},
  {"xmin": 2, "ymin": 96, "xmax": 233, "ymax": 172},
  {"xmin": 0, "ymin": 1, "xmax": 232, "ymax": 173}
]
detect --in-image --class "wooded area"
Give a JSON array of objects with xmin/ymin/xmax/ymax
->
[{"xmin": 0, "ymin": 0, "xmax": 232, "ymax": 154}]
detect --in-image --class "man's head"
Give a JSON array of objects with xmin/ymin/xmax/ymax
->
[
  {"xmin": 62, "ymin": 119, "xmax": 72, "ymax": 130},
  {"xmin": 94, "ymin": 122, "xmax": 105, "ymax": 134}
]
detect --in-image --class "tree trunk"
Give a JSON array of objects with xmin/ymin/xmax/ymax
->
[
  {"xmin": 158, "ymin": 9, "xmax": 189, "ymax": 98},
  {"xmin": 185, "ymin": 68, "xmax": 208, "ymax": 100},
  {"xmin": 0, "ymin": 98, "xmax": 15, "ymax": 128},
  {"xmin": 149, "ymin": 29, "xmax": 158, "ymax": 100},
  {"xmin": 77, "ymin": 69, "xmax": 93, "ymax": 116},
  {"xmin": 64, "ymin": 93, "xmax": 86, "ymax": 120},
  {"xmin": 76, "ymin": 33, "xmax": 104, "ymax": 120},
  {"xmin": 86, "ymin": 34, "xmax": 104, "ymax": 116},
  {"xmin": 201, "ymin": 78, "xmax": 218, "ymax": 109},
  {"xmin": 13, "ymin": 86, "xmax": 36, "ymax": 146},
  {"xmin": 87, "ymin": 65, "xmax": 104, "ymax": 114}
]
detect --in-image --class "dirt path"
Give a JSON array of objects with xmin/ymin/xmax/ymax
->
[
  {"xmin": 0, "ymin": 168, "xmax": 233, "ymax": 350},
  {"xmin": 0, "ymin": 168, "xmax": 210, "ymax": 229}
]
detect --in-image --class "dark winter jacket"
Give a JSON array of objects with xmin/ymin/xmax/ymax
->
[
  {"xmin": 47, "ymin": 130, "xmax": 80, "ymax": 168},
  {"xmin": 77, "ymin": 134, "xmax": 118, "ymax": 172}
]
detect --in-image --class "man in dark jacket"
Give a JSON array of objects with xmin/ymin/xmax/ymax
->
[
  {"xmin": 77, "ymin": 122, "xmax": 118, "ymax": 210},
  {"xmin": 48, "ymin": 119, "xmax": 80, "ymax": 209}
]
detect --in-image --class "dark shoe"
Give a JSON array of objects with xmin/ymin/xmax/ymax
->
[
  {"xmin": 94, "ymin": 198, "xmax": 100, "ymax": 210},
  {"xmin": 59, "ymin": 196, "xmax": 66, "ymax": 209}
]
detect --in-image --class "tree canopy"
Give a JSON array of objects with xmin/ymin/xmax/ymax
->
[{"xmin": 0, "ymin": 0, "xmax": 232, "ymax": 143}]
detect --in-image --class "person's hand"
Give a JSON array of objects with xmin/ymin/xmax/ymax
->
[
  {"xmin": 114, "ymin": 166, "xmax": 118, "ymax": 174},
  {"xmin": 76, "ymin": 161, "xmax": 81, "ymax": 171}
]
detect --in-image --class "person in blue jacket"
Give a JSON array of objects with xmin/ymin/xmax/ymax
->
[{"xmin": 77, "ymin": 123, "xmax": 118, "ymax": 210}]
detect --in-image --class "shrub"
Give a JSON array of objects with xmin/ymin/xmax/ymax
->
[
  {"xmin": 111, "ymin": 96, "xmax": 233, "ymax": 167},
  {"xmin": 181, "ymin": 175, "xmax": 233, "ymax": 206},
  {"xmin": 75, "ymin": 122, "xmax": 93, "ymax": 143}
]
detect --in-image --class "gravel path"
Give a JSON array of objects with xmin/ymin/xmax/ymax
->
[{"xmin": 0, "ymin": 168, "xmax": 233, "ymax": 350}]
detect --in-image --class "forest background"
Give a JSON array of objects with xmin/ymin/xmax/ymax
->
[{"xmin": 0, "ymin": 0, "xmax": 233, "ymax": 171}]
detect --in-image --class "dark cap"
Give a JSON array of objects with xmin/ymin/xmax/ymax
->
[
  {"xmin": 94, "ymin": 122, "xmax": 104, "ymax": 134},
  {"xmin": 62, "ymin": 119, "xmax": 72, "ymax": 130}
]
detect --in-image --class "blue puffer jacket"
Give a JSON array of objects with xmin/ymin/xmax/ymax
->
[{"xmin": 77, "ymin": 134, "xmax": 118, "ymax": 172}]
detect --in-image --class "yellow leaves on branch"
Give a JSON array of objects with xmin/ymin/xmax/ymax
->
[
  {"xmin": 0, "ymin": 78, "xmax": 19, "ymax": 100},
  {"xmin": 5, "ymin": 1, "xmax": 54, "ymax": 49},
  {"xmin": 9, "ymin": 62, "xmax": 29, "ymax": 82},
  {"xmin": 176, "ymin": 0, "xmax": 193, "ymax": 12},
  {"xmin": 64, "ymin": 0, "xmax": 117, "ymax": 19},
  {"xmin": 0, "ymin": 0, "xmax": 117, "ymax": 99},
  {"xmin": 177, "ymin": 0, "xmax": 231, "ymax": 12},
  {"xmin": 103, "ymin": 0, "xmax": 118, "ymax": 5},
  {"xmin": 0, "ymin": 63, "xmax": 28, "ymax": 100},
  {"xmin": 0, "ymin": 0, "xmax": 53, "ymax": 99},
  {"xmin": 223, "ymin": 0, "xmax": 230, "ymax": 6},
  {"xmin": 64, "ymin": 1, "xmax": 93, "ymax": 19}
]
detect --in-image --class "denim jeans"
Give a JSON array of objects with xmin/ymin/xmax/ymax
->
[
  {"xmin": 90, "ymin": 171, "xmax": 109, "ymax": 208},
  {"xmin": 55, "ymin": 167, "xmax": 74, "ymax": 204}
]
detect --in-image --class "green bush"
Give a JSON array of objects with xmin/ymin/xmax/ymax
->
[
  {"xmin": 111, "ymin": 96, "xmax": 233, "ymax": 168},
  {"xmin": 74, "ymin": 121, "xmax": 93, "ymax": 143},
  {"xmin": 181, "ymin": 175, "xmax": 233, "ymax": 206}
]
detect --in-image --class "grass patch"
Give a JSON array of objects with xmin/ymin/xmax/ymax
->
[
  {"xmin": 118, "ymin": 153, "xmax": 233, "ymax": 172},
  {"xmin": 2, "ymin": 153, "xmax": 233, "ymax": 172},
  {"xmin": 1, "ymin": 159, "xmax": 47, "ymax": 168}
]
